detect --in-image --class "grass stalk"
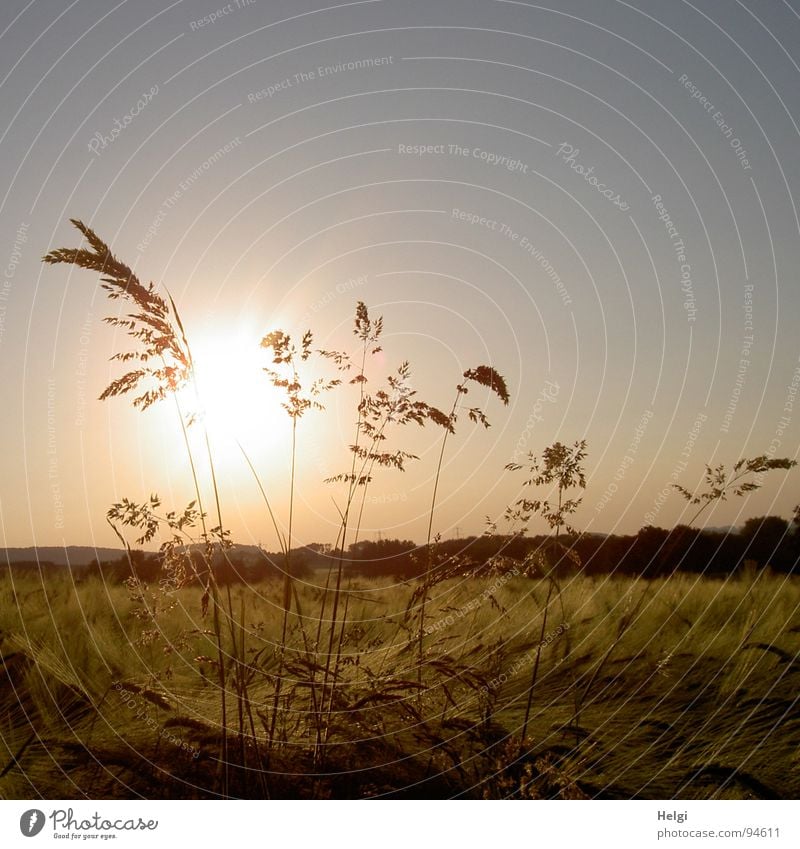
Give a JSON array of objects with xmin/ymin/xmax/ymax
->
[{"xmin": 267, "ymin": 417, "xmax": 298, "ymax": 751}]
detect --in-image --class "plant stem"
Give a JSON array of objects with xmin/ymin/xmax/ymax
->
[
  {"xmin": 318, "ymin": 342, "xmax": 369, "ymax": 748},
  {"xmin": 521, "ymin": 576, "xmax": 554, "ymax": 740},
  {"xmin": 237, "ymin": 441, "xmax": 287, "ymax": 555},
  {"xmin": 173, "ymin": 389, "xmax": 229, "ymax": 797},
  {"xmin": 268, "ymin": 416, "xmax": 298, "ymax": 750},
  {"xmin": 417, "ymin": 388, "xmax": 460, "ymax": 675}
]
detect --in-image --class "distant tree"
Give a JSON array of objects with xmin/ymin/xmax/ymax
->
[
  {"xmin": 107, "ymin": 549, "xmax": 159, "ymax": 583},
  {"xmin": 85, "ymin": 558, "xmax": 103, "ymax": 580},
  {"xmin": 347, "ymin": 538, "xmax": 417, "ymax": 576},
  {"xmin": 739, "ymin": 515, "xmax": 791, "ymax": 569},
  {"xmin": 214, "ymin": 552, "xmax": 248, "ymax": 586},
  {"xmin": 631, "ymin": 525, "xmax": 672, "ymax": 577}
]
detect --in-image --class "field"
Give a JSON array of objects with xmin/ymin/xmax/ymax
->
[
  {"xmin": 2, "ymin": 567, "xmax": 798, "ymax": 799},
  {"xmin": 3, "ymin": 223, "xmax": 795, "ymax": 801}
]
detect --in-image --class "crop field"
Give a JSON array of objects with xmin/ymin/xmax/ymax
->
[{"xmin": 2, "ymin": 567, "xmax": 798, "ymax": 799}]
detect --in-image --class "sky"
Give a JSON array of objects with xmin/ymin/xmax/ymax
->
[{"xmin": 1, "ymin": 0, "xmax": 799, "ymax": 551}]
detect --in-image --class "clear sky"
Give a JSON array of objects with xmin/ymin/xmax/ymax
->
[{"xmin": 1, "ymin": 0, "xmax": 799, "ymax": 550}]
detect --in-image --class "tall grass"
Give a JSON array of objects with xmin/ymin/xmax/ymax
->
[
  {"xmin": 34, "ymin": 220, "xmax": 798, "ymax": 798},
  {"xmin": 44, "ymin": 220, "xmax": 237, "ymax": 793},
  {"xmin": 41, "ymin": 222, "xmax": 513, "ymax": 791},
  {"xmin": 505, "ymin": 440, "xmax": 586, "ymax": 737},
  {"xmin": 417, "ymin": 367, "xmax": 509, "ymax": 672}
]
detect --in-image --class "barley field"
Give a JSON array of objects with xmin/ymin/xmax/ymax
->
[
  {"xmin": 2, "ymin": 222, "xmax": 796, "ymax": 801},
  {"xmin": 2, "ymin": 567, "xmax": 798, "ymax": 799}
]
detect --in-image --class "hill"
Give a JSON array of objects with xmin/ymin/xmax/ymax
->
[{"xmin": 1, "ymin": 546, "xmax": 125, "ymax": 567}]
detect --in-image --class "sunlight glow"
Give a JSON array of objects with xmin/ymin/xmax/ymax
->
[{"xmin": 187, "ymin": 330, "xmax": 290, "ymax": 462}]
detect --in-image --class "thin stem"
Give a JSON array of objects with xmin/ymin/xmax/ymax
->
[
  {"xmin": 172, "ymin": 382, "xmax": 229, "ymax": 797},
  {"xmin": 194, "ymin": 387, "xmax": 235, "ymax": 794},
  {"xmin": 417, "ymin": 387, "xmax": 461, "ymax": 674},
  {"xmin": 284, "ymin": 417, "xmax": 298, "ymax": 630},
  {"xmin": 322, "ymin": 394, "xmax": 406, "ymax": 738},
  {"xmin": 521, "ymin": 577, "xmax": 554, "ymax": 739},
  {"xmin": 237, "ymin": 441, "xmax": 287, "ymax": 556},
  {"xmin": 318, "ymin": 341, "xmax": 369, "ymax": 745},
  {"xmin": 314, "ymin": 523, "xmax": 346, "ymax": 650},
  {"xmin": 268, "ymin": 416, "xmax": 298, "ymax": 750},
  {"xmin": 172, "ymin": 394, "xmax": 209, "ymax": 542},
  {"xmin": 328, "ymin": 432, "xmax": 385, "ymax": 697}
]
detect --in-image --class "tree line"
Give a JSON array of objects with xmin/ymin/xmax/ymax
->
[{"xmin": 6, "ymin": 514, "xmax": 796, "ymax": 584}]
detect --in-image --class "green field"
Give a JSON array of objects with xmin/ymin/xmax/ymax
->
[{"xmin": 1, "ymin": 567, "xmax": 798, "ymax": 799}]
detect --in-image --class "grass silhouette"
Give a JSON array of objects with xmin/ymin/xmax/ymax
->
[{"xmin": 5, "ymin": 219, "xmax": 793, "ymax": 799}]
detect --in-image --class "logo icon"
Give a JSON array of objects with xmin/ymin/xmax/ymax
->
[{"xmin": 19, "ymin": 810, "xmax": 45, "ymax": 837}]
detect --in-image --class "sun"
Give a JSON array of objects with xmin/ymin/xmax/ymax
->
[{"xmin": 186, "ymin": 330, "xmax": 290, "ymax": 458}]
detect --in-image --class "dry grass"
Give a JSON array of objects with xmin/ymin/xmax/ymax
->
[
  {"xmin": 24, "ymin": 220, "xmax": 798, "ymax": 799},
  {"xmin": 1, "ymin": 569, "xmax": 798, "ymax": 799}
]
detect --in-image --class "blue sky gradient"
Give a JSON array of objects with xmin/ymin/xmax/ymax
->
[{"xmin": 1, "ymin": 0, "xmax": 799, "ymax": 548}]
